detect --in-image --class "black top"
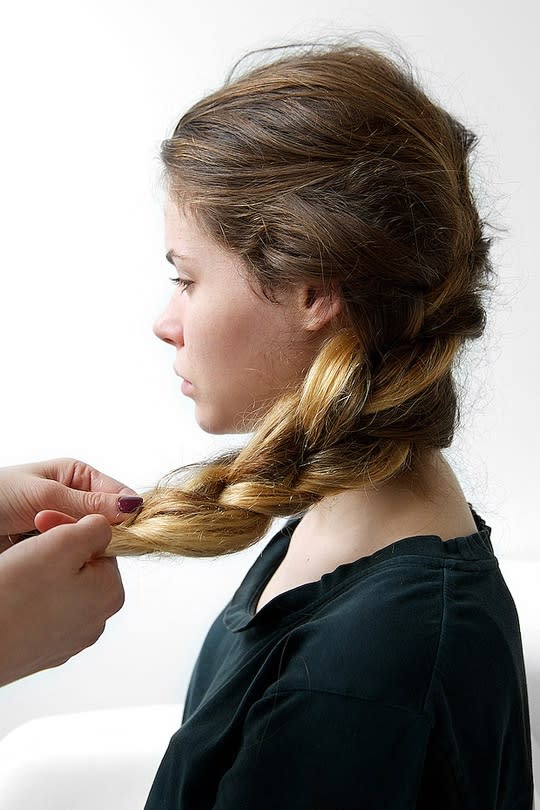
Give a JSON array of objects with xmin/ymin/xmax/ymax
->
[{"xmin": 145, "ymin": 506, "xmax": 534, "ymax": 809}]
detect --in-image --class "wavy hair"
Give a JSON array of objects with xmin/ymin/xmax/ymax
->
[{"xmin": 107, "ymin": 39, "xmax": 495, "ymax": 557}]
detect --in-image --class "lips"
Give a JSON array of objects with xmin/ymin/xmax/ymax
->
[
  {"xmin": 181, "ymin": 378, "xmax": 194, "ymax": 397},
  {"xmin": 174, "ymin": 367, "xmax": 194, "ymax": 397}
]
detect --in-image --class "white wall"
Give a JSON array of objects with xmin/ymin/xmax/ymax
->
[{"xmin": 0, "ymin": 0, "xmax": 538, "ymax": 739}]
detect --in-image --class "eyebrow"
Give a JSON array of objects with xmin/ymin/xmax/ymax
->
[{"xmin": 165, "ymin": 250, "xmax": 188, "ymax": 264}]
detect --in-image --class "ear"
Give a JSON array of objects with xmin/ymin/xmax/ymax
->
[{"xmin": 298, "ymin": 283, "xmax": 342, "ymax": 332}]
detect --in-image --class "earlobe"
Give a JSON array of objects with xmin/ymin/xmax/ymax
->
[{"xmin": 302, "ymin": 285, "xmax": 342, "ymax": 332}]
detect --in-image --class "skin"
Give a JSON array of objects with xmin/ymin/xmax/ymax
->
[
  {"xmin": 0, "ymin": 458, "xmax": 139, "ymax": 686},
  {"xmin": 0, "ymin": 514, "xmax": 123, "ymax": 688},
  {"xmin": 154, "ymin": 197, "xmax": 334, "ymax": 434},
  {"xmin": 156, "ymin": 197, "xmax": 478, "ymax": 614},
  {"xmin": 0, "ymin": 458, "xmax": 139, "ymax": 546},
  {"xmin": 256, "ymin": 454, "xmax": 479, "ymax": 612}
]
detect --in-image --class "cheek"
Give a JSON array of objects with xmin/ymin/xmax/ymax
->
[
  {"xmin": 184, "ymin": 288, "xmax": 309, "ymax": 407},
  {"xmin": 186, "ymin": 295, "xmax": 266, "ymax": 368},
  {"xmin": 189, "ymin": 317, "xmax": 251, "ymax": 374}
]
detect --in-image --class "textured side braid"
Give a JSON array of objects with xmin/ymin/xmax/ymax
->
[
  {"xmin": 106, "ymin": 40, "xmax": 494, "ymax": 557},
  {"xmin": 108, "ymin": 328, "xmax": 460, "ymax": 557}
]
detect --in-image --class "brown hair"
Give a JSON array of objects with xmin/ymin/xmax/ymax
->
[{"xmin": 108, "ymin": 40, "xmax": 494, "ymax": 557}]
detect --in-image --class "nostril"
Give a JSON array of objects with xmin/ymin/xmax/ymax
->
[
  {"xmin": 153, "ymin": 314, "xmax": 183, "ymax": 347},
  {"xmin": 153, "ymin": 323, "xmax": 172, "ymax": 344}
]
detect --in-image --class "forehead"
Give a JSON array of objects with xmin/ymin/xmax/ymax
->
[{"xmin": 163, "ymin": 197, "xmax": 207, "ymax": 251}]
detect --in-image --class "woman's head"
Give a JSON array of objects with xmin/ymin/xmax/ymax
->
[
  {"xmin": 158, "ymin": 42, "xmax": 491, "ymax": 441},
  {"xmin": 109, "ymin": 40, "xmax": 494, "ymax": 557}
]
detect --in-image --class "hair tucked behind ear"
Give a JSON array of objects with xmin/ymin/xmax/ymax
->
[{"xmin": 107, "ymin": 38, "xmax": 495, "ymax": 557}]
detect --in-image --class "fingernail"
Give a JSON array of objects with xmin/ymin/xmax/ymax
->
[{"xmin": 117, "ymin": 496, "xmax": 144, "ymax": 513}]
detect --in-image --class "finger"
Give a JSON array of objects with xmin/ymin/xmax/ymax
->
[
  {"xmin": 45, "ymin": 514, "xmax": 114, "ymax": 568},
  {"xmin": 34, "ymin": 510, "xmax": 77, "ymax": 533},
  {"xmin": 44, "ymin": 458, "xmax": 140, "ymax": 497},
  {"xmin": 82, "ymin": 556, "xmax": 125, "ymax": 615},
  {"xmin": 44, "ymin": 482, "xmax": 144, "ymax": 525}
]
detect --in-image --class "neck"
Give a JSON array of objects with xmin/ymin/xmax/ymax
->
[{"xmin": 289, "ymin": 449, "xmax": 476, "ymax": 564}]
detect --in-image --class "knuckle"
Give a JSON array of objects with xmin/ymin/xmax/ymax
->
[
  {"xmin": 93, "ymin": 561, "xmax": 124, "ymax": 617},
  {"xmin": 82, "ymin": 622, "xmax": 106, "ymax": 649},
  {"xmin": 43, "ymin": 479, "xmax": 63, "ymax": 499},
  {"xmin": 105, "ymin": 574, "xmax": 125, "ymax": 616},
  {"xmin": 112, "ymin": 582, "xmax": 126, "ymax": 614},
  {"xmin": 94, "ymin": 622, "xmax": 107, "ymax": 643},
  {"xmin": 53, "ymin": 655, "xmax": 73, "ymax": 669},
  {"xmin": 51, "ymin": 456, "xmax": 76, "ymax": 472},
  {"xmin": 83, "ymin": 491, "xmax": 105, "ymax": 515}
]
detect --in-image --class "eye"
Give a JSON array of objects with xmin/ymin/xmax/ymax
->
[{"xmin": 169, "ymin": 276, "xmax": 194, "ymax": 293}]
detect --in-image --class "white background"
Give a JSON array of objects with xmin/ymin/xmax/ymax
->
[{"xmin": 0, "ymin": 0, "xmax": 538, "ymax": 739}]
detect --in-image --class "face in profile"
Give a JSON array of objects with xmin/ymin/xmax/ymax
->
[{"xmin": 153, "ymin": 197, "xmax": 318, "ymax": 434}]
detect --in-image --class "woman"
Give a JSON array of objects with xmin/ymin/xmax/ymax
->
[{"xmin": 104, "ymin": 41, "xmax": 533, "ymax": 807}]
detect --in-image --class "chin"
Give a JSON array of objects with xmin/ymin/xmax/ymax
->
[
  {"xmin": 195, "ymin": 407, "xmax": 236, "ymax": 436},
  {"xmin": 195, "ymin": 409, "xmax": 257, "ymax": 436}
]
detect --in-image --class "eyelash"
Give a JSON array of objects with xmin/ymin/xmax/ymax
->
[{"xmin": 169, "ymin": 276, "xmax": 193, "ymax": 293}]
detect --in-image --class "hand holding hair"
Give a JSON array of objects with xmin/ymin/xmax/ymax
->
[
  {"xmin": 0, "ymin": 457, "xmax": 143, "ymax": 551},
  {"xmin": 0, "ymin": 514, "xmax": 125, "ymax": 687},
  {"xmin": 0, "ymin": 457, "xmax": 140, "ymax": 685}
]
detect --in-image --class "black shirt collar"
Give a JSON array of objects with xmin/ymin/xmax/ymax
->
[{"xmin": 223, "ymin": 504, "xmax": 493, "ymax": 633}]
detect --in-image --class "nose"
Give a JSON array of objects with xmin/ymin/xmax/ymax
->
[{"xmin": 153, "ymin": 300, "xmax": 184, "ymax": 347}]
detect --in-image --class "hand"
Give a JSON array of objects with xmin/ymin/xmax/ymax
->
[
  {"xmin": 0, "ymin": 458, "xmax": 142, "ymax": 549},
  {"xmin": 0, "ymin": 514, "xmax": 125, "ymax": 687}
]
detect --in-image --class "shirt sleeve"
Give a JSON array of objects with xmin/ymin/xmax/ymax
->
[{"xmin": 214, "ymin": 688, "xmax": 431, "ymax": 810}]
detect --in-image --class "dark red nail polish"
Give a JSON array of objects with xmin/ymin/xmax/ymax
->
[{"xmin": 117, "ymin": 496, "xmax": 144, "ymax": 513}]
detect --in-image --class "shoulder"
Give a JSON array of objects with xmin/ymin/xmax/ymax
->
[
  {"xmin": 273, "ymin": 557, "xmax": 445, "ymax": 713},
  {"xmin": 273, "ymin": 553, "xmax": 510, "ymax": 714}
]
